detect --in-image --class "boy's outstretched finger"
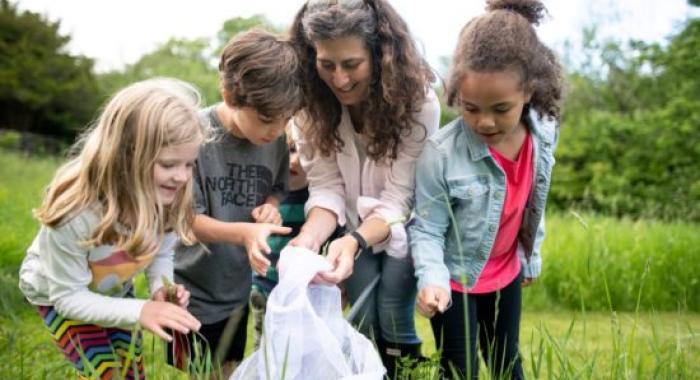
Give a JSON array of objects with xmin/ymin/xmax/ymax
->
[{"xmin": 270, "ymin": 225, "xmax": 292, "ymax": 236}]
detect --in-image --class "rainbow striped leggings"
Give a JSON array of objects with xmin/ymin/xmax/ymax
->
[{"xmin": 37, "ymin": 305, "xmax": 145, "ymax": 380}]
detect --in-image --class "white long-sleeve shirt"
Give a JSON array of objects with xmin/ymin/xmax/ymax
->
[
  {"xmin": 19, "ymin": 208, "xmax": 177, "ymax": 328},
  {"xmin": 291, "ymin": 89, "xmax": 440, "ymax": 258}
]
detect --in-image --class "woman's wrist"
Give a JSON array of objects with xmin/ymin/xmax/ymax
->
[
  {"xmin": 345, "ymin": 231, "xmax": 368, "ymax": 260},
  {"xmin": 299, "ymin": 227, "xmax": 319, "ymax": 244},
  {"xmin": 334, "ymin": 235, "xmax": 360, "ymax": 261}
]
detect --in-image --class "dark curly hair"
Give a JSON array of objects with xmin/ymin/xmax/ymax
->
[
  {"xmin": 289, "ymin": 0, "xmax": 435, "ymax": 161},
  {"xmin": 446, "ymin": 0, "xmax": 564, "ymax": 121}
]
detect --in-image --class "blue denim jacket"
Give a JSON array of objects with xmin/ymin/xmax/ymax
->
[{"xmin": 409, "ymin": 108, "xmax": 559, "ymax": 293}]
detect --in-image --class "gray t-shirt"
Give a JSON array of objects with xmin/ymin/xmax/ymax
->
[{"xmin": 175, "ymin": 104, "xmax": 289, "ymax": 324}]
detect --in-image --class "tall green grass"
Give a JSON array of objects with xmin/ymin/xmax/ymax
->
[
  {"xmin": 530, "ymin": 212, "xmax": 700, "ymax": 312},
  {"xmin": 1, "ymin": 149, "xmax": 698, "ymax": 378}
]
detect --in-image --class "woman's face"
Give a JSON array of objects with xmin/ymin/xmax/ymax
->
[{"xmin": 314, "ymin": 36, "xmax": 372, "ymax": 106}]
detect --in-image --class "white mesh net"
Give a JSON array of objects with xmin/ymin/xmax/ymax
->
[{"xmin": 231, "ymin": 246, "xmax": 385, "ymax": 380}]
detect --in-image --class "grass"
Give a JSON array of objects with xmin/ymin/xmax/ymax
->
[
  {"xmin": 1, "ymin": 149, "xmax": 699, "ymax": 378},
  {"xmin": 3, "ymin": 309, "xmax": 698, "ymax": 378},
  {"xmin": 534, "ymin": 212, "xmax": 700, "ymax": 312}
]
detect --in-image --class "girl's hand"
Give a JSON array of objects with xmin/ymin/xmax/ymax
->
[
  {"xmin": 417, "ymin": 286, "xmax": 450, "ymax": 318},
  {"xmin": 288, "ymin": 231, "xmax": 321, "ymax": 253},
  {"xmin": 139, "ymin": 301, "xmax": 201, "ymax": 342},
  {"xmin": 241, "ymin": 223, "xmax": 291, "ymax": 275},
  {"xmin": 251, "ymin": 203, "xmax": 282, "ymax": 225},
  {"xmin": 152, "ymin": 284, "xmax": 190, "ymax": 308},
  {"xmin": 316, "ymin": 235, "xmax": 358, "ymax": 284},
  {"xmin": 521, "ymin": 277, "xmax": 536, "ymax": 287}
]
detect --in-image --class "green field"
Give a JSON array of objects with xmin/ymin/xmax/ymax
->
[{"xmin": 1, "ymin": 149, "xmax": 698, "ymax": 379}]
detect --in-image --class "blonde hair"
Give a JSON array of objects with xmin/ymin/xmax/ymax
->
[{"xmin": 34, "ymin": 78, "xmax": 208, "ymax": 258}]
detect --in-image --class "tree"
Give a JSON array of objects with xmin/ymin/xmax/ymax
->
[
  {"xmin": 99, "ymin": 38, "xmax": 220, "ymax": 106},
  {"xmin": 0, "ymin": 0, "xmax": 100, "ymax": 140},
  {"xmin": 550, "ymin": 16, "xmax": 700, "ymax": 221},
  {"xmin": 215, "ymin": 14, "xmax": 281, "ymax": 53},
  {"xmin": 99, "ymin": 15, "xmax": 279, "ymax": 107}
]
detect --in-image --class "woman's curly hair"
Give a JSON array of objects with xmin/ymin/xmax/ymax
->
[
  {"xmin": 290, "ymin": 0, "xmax": 435, "ymax": 161},
  {"xmin": 446, "ymin": 0, "xmax": 564, "ymax": 121}
]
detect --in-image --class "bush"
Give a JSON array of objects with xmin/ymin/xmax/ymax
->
[
  {"xmin": 548, "ymin": 18, "xmax": 700, "ymax": 222},
  {"xmin": 551, "ymin": 98, "xmax": 700, "ymax": 221}
]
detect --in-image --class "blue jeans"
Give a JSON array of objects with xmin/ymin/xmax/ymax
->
[{"xmin": 344, "ymin": 248, "xmax": 420, "ymax": 344}]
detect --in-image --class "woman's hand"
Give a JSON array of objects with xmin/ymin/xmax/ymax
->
[
  {"xmin": 288, "ymin": 231, "xmax": 321, "ymax": 253},
  {"xmin": 316, "ymin": 235, "xmax": 358, "ymax": 284},
  {"xmin": 139, "ymin": 301, "xmax": 201, "ymax": 342},
  {"xmin": 416, "ymin": 286, "xmax": 450, "ymax": 318}
]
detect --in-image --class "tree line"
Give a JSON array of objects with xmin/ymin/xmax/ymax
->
[{"xmin": 1, "ymin": 0, "xmax": 698, "ymax": 221}]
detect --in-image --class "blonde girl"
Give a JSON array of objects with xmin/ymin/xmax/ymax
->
[{"xmin": 19, "ymin": 78, "xmax": 206, "ymax": 379}]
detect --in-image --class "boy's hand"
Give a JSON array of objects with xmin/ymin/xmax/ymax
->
[
  {"xmin": 417, "ymin": 286, "xmax": 450, "ymax": 318},
  {"xmin": 139, "ymin": 301, "xmax": 201, "ymax": 342},
  {"xmin": 152, "ymin": 283, "xmax": 190, "ymax": 308},
  {"xmin": 251, "ymin": 203, "xmax": 282, "ymax": 225},
  {"xmin": 242, "ymin": 223, "xmax": 291, "ymax": 275}
]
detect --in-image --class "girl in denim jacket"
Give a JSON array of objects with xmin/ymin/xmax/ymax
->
[{"xmin": 409, "ymin": 1, "xmax": 564, "ymax": 378}]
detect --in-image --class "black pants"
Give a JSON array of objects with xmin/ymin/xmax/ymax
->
[{"xmin": 430, "ymin": 273, "xmax": 524, "ymax": 380}]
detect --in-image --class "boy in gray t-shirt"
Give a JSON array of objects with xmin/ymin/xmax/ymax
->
[{"xmin": 169, "ymin": 29, "xmax": 302, "ymax": 378}]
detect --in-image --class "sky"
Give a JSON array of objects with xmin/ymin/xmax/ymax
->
[{"xmin": 15, "ymin": 0, "xmax": 700, "ymax": 73}]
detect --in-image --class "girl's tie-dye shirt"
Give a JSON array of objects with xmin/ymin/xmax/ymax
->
[{"xmin": 19, "ymin": 208, "xmax": 177, "ymax": 328}]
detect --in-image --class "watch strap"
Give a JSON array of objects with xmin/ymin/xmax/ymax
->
[{"xmin": 349, "ymin": 230, "xmax": 368, "ymax": 259}]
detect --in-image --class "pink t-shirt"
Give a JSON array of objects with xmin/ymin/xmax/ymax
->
[{"xmin": 451, "ymin": 131, "xmax": 533, "ymax": 294}]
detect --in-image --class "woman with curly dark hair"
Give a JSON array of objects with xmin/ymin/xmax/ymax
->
[{"xmin": 287, "ymin": 0, "xmax": 441, "ymax": 375}]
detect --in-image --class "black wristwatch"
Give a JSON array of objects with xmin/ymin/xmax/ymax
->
[{"xmin": 349, "ymin": 230, "xmax": 369, "ymax": 259}]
